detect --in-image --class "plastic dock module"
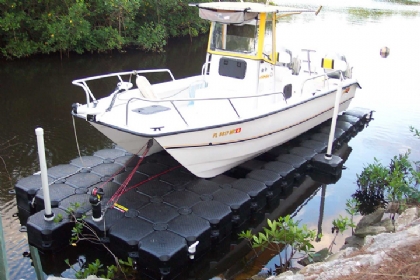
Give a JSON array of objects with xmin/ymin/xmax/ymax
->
[{"xmin": 15, "ymin": 109, "xmax": 374, "ymax": 279}]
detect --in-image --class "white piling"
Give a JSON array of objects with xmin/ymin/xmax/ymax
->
[
  {"xmin": 35, "ymin": 128, "xmax": 55, "ymax": 221},
  {"xmin": 325, "ymin": 78, "xmax": 343, "ymax": 160}
]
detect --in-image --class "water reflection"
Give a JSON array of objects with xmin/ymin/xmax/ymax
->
[{"xmin": 0, "ymin": 34, "xmax": 208, "ymax": 189}]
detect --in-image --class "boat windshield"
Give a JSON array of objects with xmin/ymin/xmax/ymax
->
[{"xmin": 210, "ymin": 21, "xmax": 258, "ymax": 55}]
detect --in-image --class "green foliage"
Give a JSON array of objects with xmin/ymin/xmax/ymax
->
[
  {"xmin": 65, "ymin": 202, "xmax": 81, "ymax": 216},
  {"xmin": 64, "ymin": 201, "xmax": 136, "ymax": 278},
  {"xmin": 0, "ymin": 0, "xmax": 210, "ymax": 59},
  {"xmin": 345, "ymin": 198, "xmax": 359, "ymax": 234},
  {"xmin": 353, "ymin": 158, "xmax": 388, "ymax": 215},
  {"xmin": 70, "ymin": 217, "xmax": 85, "ymax": 245},
  {"xmin": 119, "ymin": 257, "xmax": 134, "ymax": 274},
  {"xmin": 64, "ymin": 202, "xmax": 87, "ymax": 245},
  {"xmin": 345, "ymin": 198, "xmax": 360, "ymax": 218},
  {"xmin": 65, "ymin": 257, "xmax": 133, "ymax": 279},
  {"xmin": 136, "ymin": 22, "xmax": 167, "ymax": 52},
  {"xmin": 353, "ymin": 152, "xmax": 420, "ymax": 215},
  {"xmin": 239, "ymin": 215, "xmax": 318, "ymax": 273},
  {"xmin": 410, "ymin": 126, "xmax": 420, "ymax": 139},
  {"xmin": 329, "ymin": 215, "xmax": 356, "ymax": 253},
  {"xmin": 53, "ymin": 213, "xmax": 63, "ymax": 223},
  {"xmin": 65, "ymin": 258, "xmax": 121, "ymax": 279},
  {"xmin": 332, "ymin": 215, "xmax": 355, "ymax": 234},
  {"xmin": 91, "ymin": 26, "xmax": 123, "ymax": 52}
]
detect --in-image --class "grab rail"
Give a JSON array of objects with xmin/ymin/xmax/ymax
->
[
  {"xmin": 300, "ymin": 70, "xmax": 343, "ymax": 95},
  {"xmin": 72, "ymin": 69, "xmax": 175, "ymax": 107},
  {"xmin": 125, "ymin": 91, "xmax": 285, "ymax": 126},
  {"xmin": 201, "ymin": 61, "xmax": 211, "ymax": 76}
]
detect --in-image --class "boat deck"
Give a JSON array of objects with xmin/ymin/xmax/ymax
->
[
  {"xmin": 15, "ymin": 108, "xmax": 373, "ymax": 279},
  {"xmin": 85, "ymin": 72, "xmax": 348, "ymax": 135}
]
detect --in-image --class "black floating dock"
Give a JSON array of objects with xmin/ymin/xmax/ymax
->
[{"xmin": 15, "ymin": 107, "xmax": 373, "ymax": 279}]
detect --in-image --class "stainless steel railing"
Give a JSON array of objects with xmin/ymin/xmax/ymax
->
[
  {"xmin": 300, "ymin": 70, "xmax": 344, "ymax": 95},
  {"xmin": 72, "ymin": 69, "xmax": 176, "ymax": 107},
  {"xmin": 125, "ymin": 91, "xmax": 286, "ymax": 126}
]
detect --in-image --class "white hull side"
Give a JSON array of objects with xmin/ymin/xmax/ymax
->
[
  {"xmin": 89, "ymin": 123, "xmax": 164, "ymax": 156},
  {"xmin": 87, "ymin": 85, "xmax": 356, "ymax": 178},
  {"xmin": 156, "ymin": 89, "xmax": 355, "ymax": 178}
]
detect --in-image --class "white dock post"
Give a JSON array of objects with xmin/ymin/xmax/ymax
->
[
  {"xmin": 325, "ymin": 78, "xmax": 342, "ymax": 160},
  {"xmin": 35, "ymin": 128, "xmax": 55, "ymax": 221}
]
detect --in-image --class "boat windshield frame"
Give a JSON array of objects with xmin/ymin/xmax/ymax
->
[
  {"xmin": 209, "ymin": 20, "xmax": 259, "ymax": 55},
  {"xmin": 207, "ymin": 12, "xmax": 280, "ymax": 65}
]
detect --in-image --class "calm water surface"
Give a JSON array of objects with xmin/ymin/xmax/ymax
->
[{"xmin": 1, "ymin": 0, "xmax": 420, "ymax": 279}]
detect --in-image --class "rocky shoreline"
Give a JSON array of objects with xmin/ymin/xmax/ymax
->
[{"xmin": 264, "ymin": 206, "xmax": 420, "ymax": 280}]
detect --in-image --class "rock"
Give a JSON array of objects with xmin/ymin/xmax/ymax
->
[
  {"xmin": 395, "ymin": 207, "xmax": 419, "ymax": 231},
  {"xmin": 364, "ymin": 224, "xmax": 420, "ymax": 252},
  {"xmin": 47, "ymin": 276, "xmax": 109, "ymax": 280},
  {"xmin": 354, "ymin": 225, "xmax": 387, "ymax": 237},
  {"xmin": 340, "ymin": 235, "xmax": 364, "ymax": 250},
  {"xmin": 385, "ymin": 202, "xmax": 400, "ymax": 213},
  {"xmin": 327, "ymin": 247, "xmax": 357, "ymax": 262},
  {"xmin": 250, "ymin": 207, "xmax": 420, "ymax": 280},
  {"xmin": 270, "ymin": 271, "xmax": 293, "ymax": 278},
  {"xmin": 355, "ymin": 208, "xmax": 385, "ymax": 231},
  {"xmin": 252, "ymin": 271, "xmax": 272, "ymax": 280},
  {"xmin": 298, "ymin": 248, "xmax": 329, "ymax": 266},
  {"xmin": 268, "ymin": 271, "xmax": 304, "ymax": 280},
  {"xmin": 375, "ymin": 217, "xmax": 395, "ymax": 232},
  {"xmin": 299, "ymin": 248, "xmax": 387, "ymax": 279}
]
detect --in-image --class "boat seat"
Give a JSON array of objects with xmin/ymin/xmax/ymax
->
[
  {"xmin": 271, "ymin": 47, "xmax": 300, "ymax": 75},
  {"xmin": 321, "ymin": 54, "xmax": 351, "ymax": 79},
  {"xmin": 275, "ymin": 47, "xmax": 292, "ymax": 67},
  {"xmin": 136, "ymin": 75, "xmax": 159, "ymax": 100}
]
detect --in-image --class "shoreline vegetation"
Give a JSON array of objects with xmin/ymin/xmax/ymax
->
[
  {"xmin": 0, "ymin": 0, "xmax": 210, "ymax": 60},
  {"xmin": 243, "ymin": 128, "xmax": 420, "ymax": 279}
]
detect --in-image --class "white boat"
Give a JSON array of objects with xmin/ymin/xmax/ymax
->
[{"xmin": 71, "ymin": 1, "xmax": 360, "ymax": 178}]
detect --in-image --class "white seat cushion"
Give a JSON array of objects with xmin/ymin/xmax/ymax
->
[{"xmin": 136, "ymin": 75, "xmax": 158, "ymax": 100}]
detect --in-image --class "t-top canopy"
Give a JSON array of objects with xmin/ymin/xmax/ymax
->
[
  {"xmin": 192, "ymin": 2, "xmax": 312, "ymax": 14},
  {"xmin": 199, "ymin": 9, "xmax": 258, "ymax": 24},
  {"xmin": 192, "ymin": 2, "xmax": 314, "ymax": 24}
]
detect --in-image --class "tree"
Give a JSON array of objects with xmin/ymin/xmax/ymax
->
[{"xmin": 0, "ymin": 0, "xmax": 210, "ymax": 59}]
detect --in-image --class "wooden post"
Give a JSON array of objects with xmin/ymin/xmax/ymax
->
[
  {"xmin": 0, "ymin": 215, "xmax": 10, "ymax": 280},
  {"xmin": 29, "ymin": 246, "xmax": 45, "ymax": 280}
]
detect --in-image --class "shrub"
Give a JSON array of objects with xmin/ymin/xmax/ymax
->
[{"xmin": 239, "ymin": 215, "xmax": 319, "ymax": 273}]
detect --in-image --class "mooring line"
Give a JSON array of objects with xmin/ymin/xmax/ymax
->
[
  {"xmin": 120, "ymin": 164, "xmax": 182, "ymax": 195},
  {"xmin": 106, "ymin": 140, "xmax": 153, "ymax": 208},
  {"xmin": 97, "ymin": 141, "xmax": 149, "ymax": 191},
  {"xmin": 72, "ymin": 115, "xmax": 85, "ymax": 167},
  {"xmin": 106, "ymin": 164, "xmax": 181, "ymax": 214}
]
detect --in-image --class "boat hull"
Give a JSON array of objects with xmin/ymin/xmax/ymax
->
[
  {"xmin": 156, "ymin": 89, "xmax": 355, "ymax": 178},
  {"xmin": 87, "ymin": 84, "xmax": 356, "ymax": 178},
  {"xmin": 89, "ymin": 123, "xmax": 164, "ymax": 156}
]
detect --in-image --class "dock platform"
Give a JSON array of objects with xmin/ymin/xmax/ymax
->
[{"xmin": 14, "ymin": 108, "xmax": 373, "ymax": 279}]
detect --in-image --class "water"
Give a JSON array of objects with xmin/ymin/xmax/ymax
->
[{"xmin": 1, "ymin": 0, "xmax": 420, "ymax": 279}]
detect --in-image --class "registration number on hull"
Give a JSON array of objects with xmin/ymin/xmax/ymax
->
[{"xmin": 212, "ymin": 128, "xmax": 242, "ymax": 138}]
